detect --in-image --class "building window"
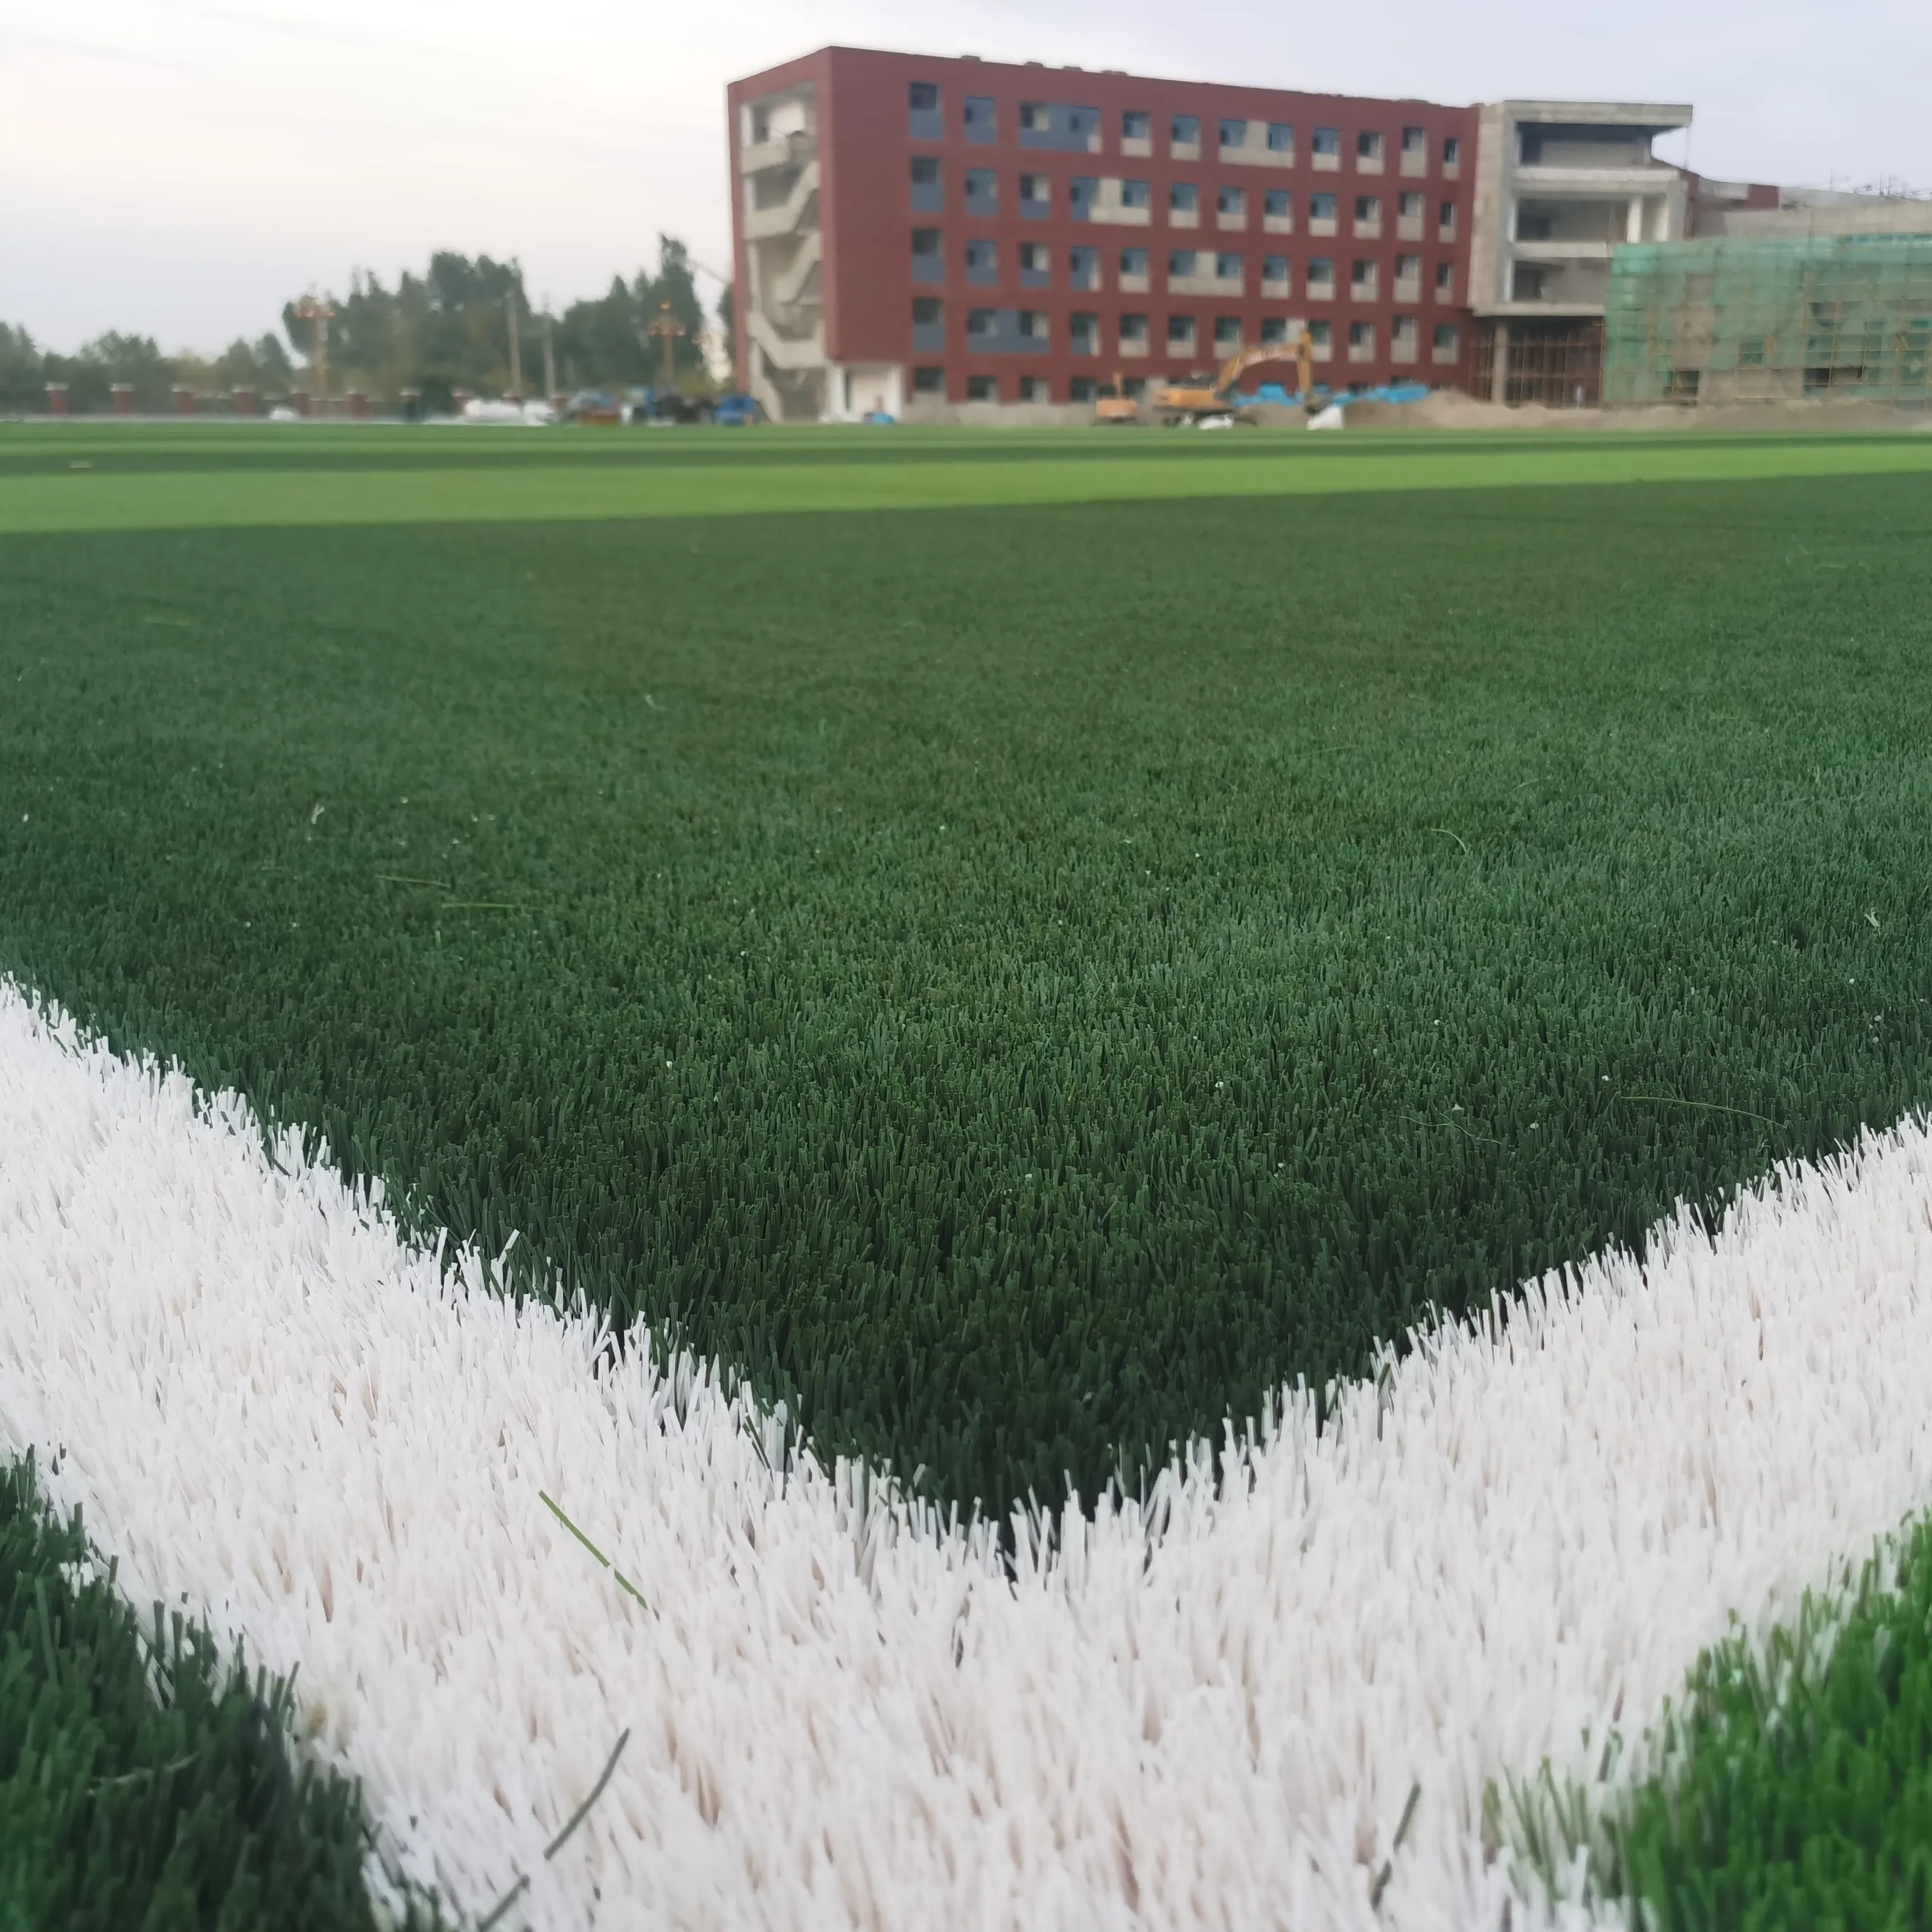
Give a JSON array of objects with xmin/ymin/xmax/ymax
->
[
  {"xmin": 1395, "ymin": 251, "xmax": 1421, "ymax": 288},
  {"xmin": 1120, "ymin": 313, "xmax": 1149, "ymax": 344},
  {"xmin": 910, "ymin": 156, "xmax": 942, "ymax": 212},
  {"xmin": 1019, "ymin": 376, "xmax": 1051, "ymax": 403},
  {"xmin": 966, "ymin": 238, "xmax": 998, "ymax": 285},
  {"xmin": 1119, "ymin": 246, "xmax": 1151, "ymax": 280},
  {"xmin": 1355, "ymin": 194, "xmax": 1381, "ymax": 233},
  {"xmin": 1070, "ymin": 376, "xmax": 1097, "ymax": 403},
  {"xmin": 1122, "ymin": 179, "xmax": 1151, "ymax": 209},
  {"xmin": 1307, "ymin": 319, "xmax": 1333, "ymax": 355},
  {"xmin": 1070, "ymin": 312, "xmax": 1098, "ymax": 354},
  {"xmin": 1439, "ymin": 200, "xmax": 1458, "ymax": 237},
  {"xmin": 912, "ymin": 365, "xmax": 945, "ymax": 395},
  {"xmin": 910, "ymin": 82, "xmax": 938, "ymax": 109},
  {"xmin": 1435, "ymin": 261, "xmax": 1454, "ymax": 297},
  {"xmin": 1352, "ymin": 259, "xmax": 1379, "ymax": 297},
  {"xmin": 1171, "ymin": 181, "xmax": 1199, "ymax": 214},
  {"xmin": 1172, "ymin": 113, "xmax": 1200, "ymax": 149},
  {"xmin": 1433, "ymin": 321, "xmax": 1459, "ymax": 361},
  {"xmin": 1020, "ymin": 309, "xmax": 1050, "ymax": 342},
  {"xmin": 967, "ymin": 373, "xmax": 997, "ymax": 401},
  {"xmin": 1215, "ymin": 315, "xmax": 1242, "ymax": 349},
  {"xmin": 1070, "ymin": 176, "xmax": 1100, "ymax": 220},
  {"xmin": 967, "ymin": 308, "xmax": 998, "ymax": 341},
  {"xmin": 1307, "ymin": 257, "xmax": 1335, "ymax": 296},
  {"xmin": 1392, "ymin": 315, "xmax": 1419, "ymax": 360},
  {"xmin": 1260, "ymin": 315, "xmax": 1290, "ymax": 343},
  {"xmin": 1215, "ymin": 251, "xmax": 1243, "ymax": 280},
  {"xmin": 1310, "ymin": 193, "xmax": 1338, "ymax": 226},
  {"xmin": 1168, "ymin": 248, "xmax": 1199, "ymax": 278},
  {"xmin": 1020, "ymin": 174, "xmax": 1049, "ymax": 216},
  {"xmin": 912, "ymin": 229, "xmax": 943, "ymax": 282},
  {"xmin": 1265, "ymin": 189, "xmax": 1292, "ymax": 219},
  {"xmin": 1402, "ymin": 126, "xmax": 1425, "ymax": 157},
  {"xmin": 964, "ymin": 96, "xmax": 996, "ymax": 142},
  {"xmin": 909, "ymin": 81, "xmax": 942, "ymax": 138},
  {"xmin": 912, "ymin": 296, "xmax": 945, "ymax": 351},
  {"xmin": 1267, "ymin": 121, "xmax": 1294, "ymax": 152},
  {"xmin": 1070, "ymin": 245, "xmax": 1100, "ymax": 290},
  {"xmin": 1020, "ymin": 242, "xmax": 1051, "ymax": 287},
  {"xmin": 1020, "ymin": 102, "xmax": 1050, "ymax": 132},
  {"xmin": 1218, "ymin": 185, "xmax": 1246, "ymax": 216},
  {"xmin": 1443, "ymin": 137, "xmax": 1461, "ymax": 167},
  {"xmin": 1262, "ymin": 254, "xmax": 1290, "ymax": 287},
  {"xmin": 1357, "ymin": 130, "xmax": 1384, "ymax": 165},
  {"xmin": 1349, "ymin": 319, "xmax": 1376, "ymax": 358},
  {"xmin": 1123, "ymin": 109, "xmax": 1151, "ymax": 142},
  {"xmin": 1167, "ymin": 314, "xmax": 1196, "ymax": 349},
  {"xmin": 1219, "ymin": 117, "xmax": 1248, "ymax": 149},
  {"xmin": 1312, "ymin": 127, "xmax": 1340, "ymax": 157}
]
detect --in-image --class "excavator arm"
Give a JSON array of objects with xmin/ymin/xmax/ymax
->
[{"xmin": 1210, "ymin": 327, "xmax": 1315, "ymax": 405}]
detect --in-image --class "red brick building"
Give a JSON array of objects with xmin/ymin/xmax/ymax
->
[{"xmin": 730, "ymin": 47, "xmax": 1482, "ymax": 419}]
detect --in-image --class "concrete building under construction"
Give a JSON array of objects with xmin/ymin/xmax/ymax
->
[{"xmin": 1604, "ymin": 234, "xmax": 1932, "ymax": 407}]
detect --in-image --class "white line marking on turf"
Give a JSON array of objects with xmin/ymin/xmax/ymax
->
[{"xmin": 3, "ymin": 977, "xmax": 1932, "ymax": 1930}]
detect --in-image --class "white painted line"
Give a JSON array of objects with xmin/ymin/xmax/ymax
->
[{"xmin": 3, "ymin": 977, "xmax": 1931, "ymax": 1929}]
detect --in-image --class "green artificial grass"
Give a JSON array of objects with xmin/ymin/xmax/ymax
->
[
  {"xmin": 0, "ymin": 422, "xmax": 1929, "ymax": 532},
  {"xmin": 4, "ymin": 443, "xmax": 1932, "ymax": 1515},
  {"xmin": 1507, "ymin": 1514, "xmax": 1932, "ymax": 1931},
  {"xmin": 0, "ymin": 1454, "xmax": 405, "ymax": 1931}
]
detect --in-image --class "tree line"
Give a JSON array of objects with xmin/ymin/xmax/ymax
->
[{"xmin": 1, "ymin": 238, "xmax": 732, "ymax": 415}]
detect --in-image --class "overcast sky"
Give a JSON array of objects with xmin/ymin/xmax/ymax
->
[{"xmin": 5, "ymin": 0, "xmax": 1928, "ymax": 353}]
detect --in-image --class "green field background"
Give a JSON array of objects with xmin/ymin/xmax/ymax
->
[
  {"xmin": 2, "ymin": 422, "xmax": 1931, "ymax": 532},
  {"xmin": 5, "ymin": 433, "xmax": 1932, "ymax": 1513}
]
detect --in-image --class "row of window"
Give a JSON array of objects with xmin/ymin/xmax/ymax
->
[
  {"xmin": 927, "ymin": 364, "xmax": 1452, "ymax": 403},
  {"xmin": 905, "ymin": 83, "xmax": 1461, "ymax": 173},
  {"xmin": 917, "ymin": 234, "xmax": 1458, "ymax": 299},
  {"xmin": 907, "ymin": 161, "xmax": 1459, "ymax": 234},
  {"xmin": 910, "ymin": 305, "xmax": 1462, "ymax": 355}
]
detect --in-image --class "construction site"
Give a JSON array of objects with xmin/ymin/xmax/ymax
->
[
  {"xmin": 727, "ymin": 45, "xmax": 1932, "ymax": 426},
  {"xmin": 1603, "ymin": 234, "xmax": 1932, "ymax": 409}
]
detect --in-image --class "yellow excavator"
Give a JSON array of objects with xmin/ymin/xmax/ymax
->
[
  {"xmin": 1151, "ymin": 330, "xmax": 1314, "ymax": 425},
  {"xmin": 1093, "ymin": 371, "xmax": 1141, "ymax": 425}
]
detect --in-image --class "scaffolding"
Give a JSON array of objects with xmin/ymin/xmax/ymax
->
[
  {"xmin": 1604, "ymin": 234, "xmax": 1932, "ymax": 406},
  {"xmin": 1468, "ymin": 320, "xmax": 1605, "ymax": 407}
]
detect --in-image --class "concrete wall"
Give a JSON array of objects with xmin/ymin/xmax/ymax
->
[{"xmin": 1698, "ymin": 198, "xmax": 1932, "ymax": 240}]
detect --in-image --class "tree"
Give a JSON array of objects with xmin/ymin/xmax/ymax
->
[
  {"xmin": 0, "ymin": 323, "xmax": 45, "ymax": 413},
  {"xmin": 717, "ymin": 285, "xmax": 736, "ymax": 382}
]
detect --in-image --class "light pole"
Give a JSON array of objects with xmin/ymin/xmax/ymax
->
[
  {"xmin": 293, "ymin": 293, "xmax": 336, "ymax": 408},
  {"xmin": 647, "ymin": 302, "xmax": 686, "ymax": 390}
]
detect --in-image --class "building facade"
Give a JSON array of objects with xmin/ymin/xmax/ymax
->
[
  {"xmin": 730, "ymin": 47, "xmax": 1485, "ymax": 419},
  {"xmin": 1603, "ymin": 234, "xmax": 1932, "ymax": 407},
  {"xmin": 1466, "ymin": 100, "xmax": 1692, "ymax": 404}
]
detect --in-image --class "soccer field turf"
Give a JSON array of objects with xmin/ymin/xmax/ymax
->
[{"xmin": 5, "ymin": 422, "xmax": 1932, "ymax": 1927}]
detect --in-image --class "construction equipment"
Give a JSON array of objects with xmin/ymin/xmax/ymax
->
[
  {"xmin": 1153, "ymin": 329, "xmax": 1313, "ymax": 423},
  {"xmin": 1092, "ymin": 371, "xmax": 1142, "ymax": 425}
]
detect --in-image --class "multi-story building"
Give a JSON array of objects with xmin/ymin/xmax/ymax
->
[
  {"xmin": 727, "ymin": 47, "xmax": 1696, "ymax": 419},
  {"xmin": 1466, "ymin": 100, "xmax": 1692, "ymax": 403}
]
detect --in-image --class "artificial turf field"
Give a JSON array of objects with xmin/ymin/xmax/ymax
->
[{"xmin": 7, "ymin": 419, "xmax": 1932, "ymax": 1927}]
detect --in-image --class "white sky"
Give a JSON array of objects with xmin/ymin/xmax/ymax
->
[{"xmin": 5, "ymin": 0, "xmax": 1928, "ymax": 354}]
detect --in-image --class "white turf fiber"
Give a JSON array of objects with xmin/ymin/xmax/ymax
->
[{"xmin": 4, "ymin": 977, "xmax": 1932, "ymax": 1930}]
